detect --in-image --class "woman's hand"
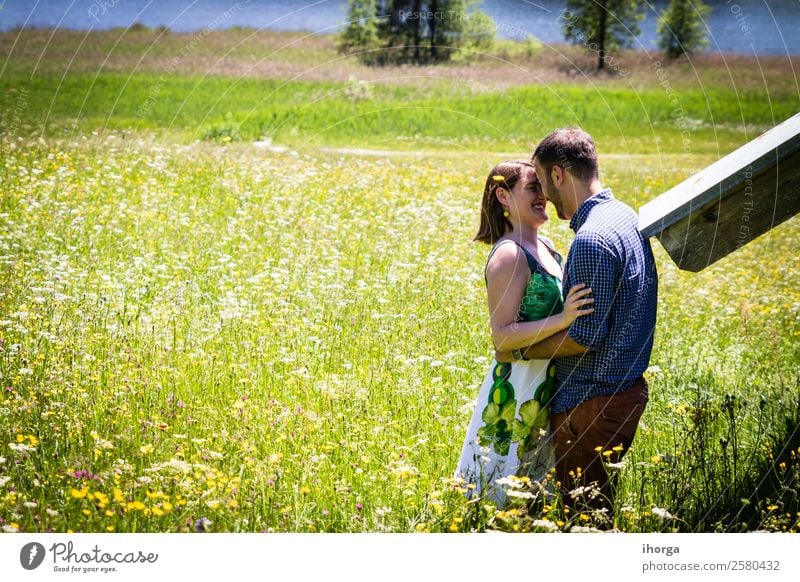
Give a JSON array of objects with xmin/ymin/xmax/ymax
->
[{"xmin": 562, "ymin": 283, "xmax": 594, "ymax": 324}]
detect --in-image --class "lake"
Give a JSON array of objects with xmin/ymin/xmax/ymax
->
[{"xmin": 1, "ymin": 0, "xmax": 798, "ymax": 56}]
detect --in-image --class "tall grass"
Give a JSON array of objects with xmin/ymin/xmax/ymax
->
[{"xmin": 1, "ymin": 138, "xmax": 797, "ymax": 532}]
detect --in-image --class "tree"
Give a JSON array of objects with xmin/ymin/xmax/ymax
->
[
  {"xmin": 337, "ymin": 0, "xmax": 381, "ymax": 64},
  {"xmin": 337, "ymin": 0, "xmax": 495, "ymax": 65},
  {"xmin": 657, "ymin": 0, "xmax": 710, "ymax": 59},
  {"xmin": 562, "ymin": 0, "xmax": 644, "ymax": 71}
]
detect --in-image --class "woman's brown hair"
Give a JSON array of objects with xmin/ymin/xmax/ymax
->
[{"xmin": 474, "ymin": 160, "xmax": 535, "ymax": 244}]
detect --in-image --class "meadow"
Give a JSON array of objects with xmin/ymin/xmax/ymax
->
[{"xmin": 0, "ymin": 28, "xmax": 799, "ymax": 533}]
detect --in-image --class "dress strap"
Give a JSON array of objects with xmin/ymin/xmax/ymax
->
[
  {"xmin": 485, "ymin": 239, "xmax": 539, "ymax": 277},
  {"xmin": 538, "ymin": 235, "xmax": 563, "ymax": 268}
]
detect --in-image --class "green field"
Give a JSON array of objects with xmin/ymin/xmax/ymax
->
[{"xmin": 0, "ymin": 29, "xmax": 799, "ymax": 533}]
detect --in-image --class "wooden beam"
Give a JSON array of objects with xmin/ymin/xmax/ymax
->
[{"xmin": 638, "ymin": 112, "xmax": 800, "ymax": 272}]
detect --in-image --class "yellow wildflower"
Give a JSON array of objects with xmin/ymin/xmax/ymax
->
[{"xmin": 70, "ymin": 487, "xmax": 89, "ymax": 499}]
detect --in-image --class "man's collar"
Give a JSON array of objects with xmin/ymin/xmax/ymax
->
[{"xmin": 569, "ymin": 189, "xmax": 613, "ymax": 232}]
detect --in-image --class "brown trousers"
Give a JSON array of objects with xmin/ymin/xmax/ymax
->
[{"xmin": 550, "ymin": 377, "xmax": 648, "ymax": 513}]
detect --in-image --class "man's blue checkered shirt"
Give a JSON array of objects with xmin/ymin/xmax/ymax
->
[{"xmin": 551, "ymin": 189, "xmax": 658, "ymax": 414}]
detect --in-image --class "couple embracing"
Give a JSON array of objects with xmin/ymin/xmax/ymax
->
[{"xmin": 456, "ymin": 128, "xmax": 658, "ymax": 519}]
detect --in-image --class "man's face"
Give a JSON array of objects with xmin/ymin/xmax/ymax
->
[{"xmin": 534, "ymin": 158, "xmax": 566, "ymax": 220}]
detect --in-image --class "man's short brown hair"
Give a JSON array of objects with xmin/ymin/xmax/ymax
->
[{"xmin": 533, "ymin": 128, "xmax": 599, "ymax": 181}]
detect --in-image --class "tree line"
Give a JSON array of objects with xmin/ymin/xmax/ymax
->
[{"xmin": 339, "ymin": 0, "xmax": 711, "ymax": 69}]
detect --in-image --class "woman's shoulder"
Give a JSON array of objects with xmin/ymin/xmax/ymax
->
[{"xmin": 485, "ymin": 239, "xmax": 528, "ymax": 277}]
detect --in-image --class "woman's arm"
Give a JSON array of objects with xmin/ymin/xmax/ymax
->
[{"xmin": 486, "ymin": 244, "xmax": 593, "ymax": 351}]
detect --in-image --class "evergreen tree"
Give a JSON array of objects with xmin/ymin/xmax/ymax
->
[
  {"xmin": 337, "ymin": 0, "xmax": 495, "ymax": 65},
  {"xmin": 562, "ymin": 0, "xmax": 643, "ymax": 71},
  {"xmin": 657, "ymin": 0, "xmax": 710, "ymax": 59},
  {"xmin": 337, "ymin": 0, "xmax": 380, "ymax": 64}
]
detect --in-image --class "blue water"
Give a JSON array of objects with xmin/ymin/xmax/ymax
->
[{"xmin": 0, "ymin": 0, "xmax": 797, "ymax": 55}]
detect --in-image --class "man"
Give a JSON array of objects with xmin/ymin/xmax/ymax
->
[{"xmin": 500, "ymin": 128, "xmax": 658, "ymax": 517}]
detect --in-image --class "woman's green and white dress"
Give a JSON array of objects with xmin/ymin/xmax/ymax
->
[{"xmin": 455, "ymin": 238, "xmax": 564, "ymax": 506}]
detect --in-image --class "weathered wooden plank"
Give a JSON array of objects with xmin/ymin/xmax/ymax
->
[{"xmin": 638, "ymin": 112, "xmax": 800, "ymax": 272}]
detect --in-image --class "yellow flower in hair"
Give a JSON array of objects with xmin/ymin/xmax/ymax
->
[{"xmin": 492, "ymin": 175, "xmax": 505, "ymax": 182}]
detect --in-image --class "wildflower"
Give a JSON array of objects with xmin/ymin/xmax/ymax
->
[
  {"xmin": 70, "ymin": 487, "xmax": 89, "ymax": 499},
  {"xmin": 495, "ymin": 475, "xmax": 526, "ymax": 489},
  {"xmin": 139, "ymin": 444, "xmax": 154, "ymax": 455},
  {"xmin": 651, "ymin": 507, "xmax": 675, "ymax": 520},
  {"xmin": 531, "ymin": 519, "xmax": 559, "ymax": 532},
  {"xmin": 299, "ymin": 486, "xmax": 311, "ymax": 495},
  {"xmin": 195, "ymin": 517, "xmax": 212, "ymax": 532},
  {"xmin": 506, "ymin": 490, "xmax": 534, "ymax": 499}
]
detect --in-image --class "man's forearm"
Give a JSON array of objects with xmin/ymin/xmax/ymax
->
[{"xmin": 521, "ymin": 330, "xmax": 589, "ymax": 359}]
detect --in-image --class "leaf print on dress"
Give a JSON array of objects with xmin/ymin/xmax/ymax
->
[{"xmin": 476, "ymin": 362, "xmax": 516, "ymax": 457}]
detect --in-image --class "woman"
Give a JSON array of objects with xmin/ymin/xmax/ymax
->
[{"xmin": 455, "ymin": 160, "xmax": 593, "ymax": 506}]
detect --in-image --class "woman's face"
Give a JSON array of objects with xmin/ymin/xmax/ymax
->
[{"xmin": 505, "ymin": 166, "xmax": 548, "ymax": 228}]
